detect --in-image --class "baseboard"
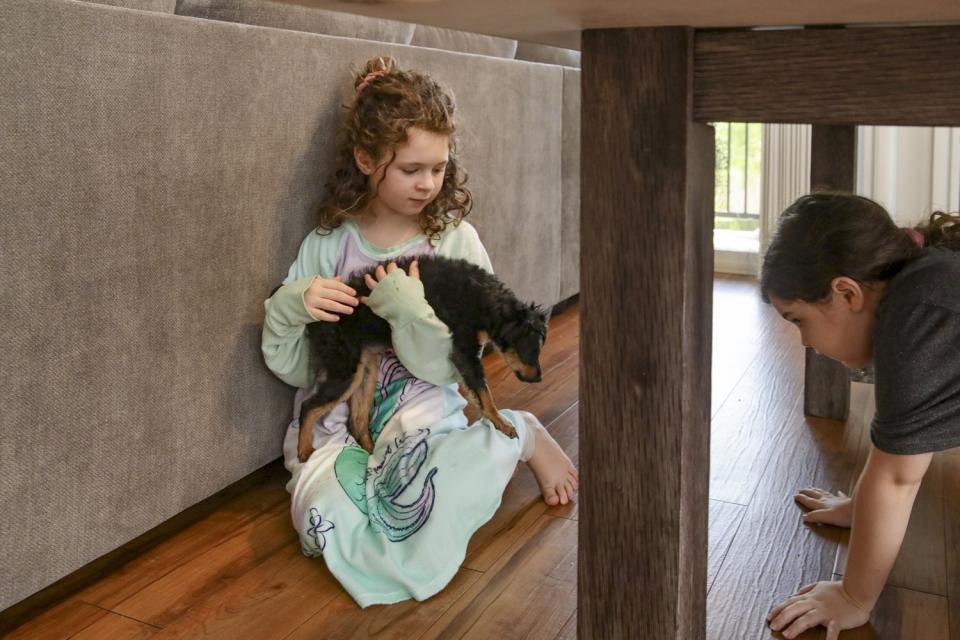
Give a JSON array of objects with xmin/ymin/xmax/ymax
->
[{"xmin": 714, "ymin": 250, "xmax": 759, "ymax": 277}]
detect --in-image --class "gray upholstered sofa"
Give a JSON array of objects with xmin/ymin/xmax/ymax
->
[{"xmin": 0, "ymin": 0, "xmax": 580, "ymax": 612}]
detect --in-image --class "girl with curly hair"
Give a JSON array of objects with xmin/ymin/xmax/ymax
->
[{"xmin": 261, "ymin": 55, "xmax": 577, "ymax": 607}]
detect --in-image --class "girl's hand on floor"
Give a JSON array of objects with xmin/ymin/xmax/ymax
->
[
  {"xmin": 304, "ymin": 276, "xmax": 358, "ymax": 322},
  {"xmin": 360, "ymin": 260, "xmax": 419, "ymax": 305},
  {"xmin": 794, "ymin": 487, "xmax": 852, "ymax": 528},
  {"xmin": 767, "ymin": 581, "xmax": 871, "ymax": 639}
]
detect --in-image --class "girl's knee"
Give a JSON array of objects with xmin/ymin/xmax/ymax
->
[{"xmin": 517, "ymin": 410, "xmax": 542, "ymax": 429}]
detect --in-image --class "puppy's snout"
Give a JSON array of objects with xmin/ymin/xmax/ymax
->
[{"xmin": 515, "ymin": 365, "xmax": 542, "ymax": 383}]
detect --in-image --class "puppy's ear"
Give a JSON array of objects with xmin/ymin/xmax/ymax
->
[{"xmin": 530, "ymin": 302, "xmax": 551, "ymax": 324}]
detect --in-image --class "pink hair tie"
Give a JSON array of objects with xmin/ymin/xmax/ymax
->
[
  {"xmin": 903, "ymin": 227, "xmax": 925, "ymax": 248},
  {"xmin": 356, "ymin": 70, "xmax": 386, "ymax": 95}
]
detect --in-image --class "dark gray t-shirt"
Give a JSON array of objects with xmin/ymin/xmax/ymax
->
[{"xmin": 871, "ymin": 248, "xmax": 960, "ymax": 454}]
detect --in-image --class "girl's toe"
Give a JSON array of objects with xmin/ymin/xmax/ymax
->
[{"xmin": 544, "ymin": 487, "xmax": 560, "ymax": 505}]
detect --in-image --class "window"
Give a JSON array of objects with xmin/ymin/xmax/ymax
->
[{"xmin": 713, "ymin": 122, "xmax": 762, "ymax": 234}]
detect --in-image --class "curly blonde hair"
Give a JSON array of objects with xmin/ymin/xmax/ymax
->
[{"xmin": 316, "ymin": 55, "xmax": 473, "ymax": 245}]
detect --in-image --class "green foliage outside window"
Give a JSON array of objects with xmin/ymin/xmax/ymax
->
[{"xmin": 713, "ymin": 122, "xmax": 762, "ymax": 232}]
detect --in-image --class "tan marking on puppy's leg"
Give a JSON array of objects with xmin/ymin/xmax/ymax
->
[
  {"xmin": 457, "ymin": 381, "xmax": 482, "ymax": 422},
  {"xmin": 348, "ymin": 349, "xmax": 380, "ymax": 453},
  {"xmin": 477, "ymin": 385, "xmax": 518, "ymax": 439},
  {"xmin": 298, "ymin": 363, "xmax": 368, "ymax": 463},
  {"xmin": 298, "ymin": 403, "xmax": 334, "ymax": 463},
  {"xmin": 477, "ymin": 330, "xmax": 490, "ymax": 346}
]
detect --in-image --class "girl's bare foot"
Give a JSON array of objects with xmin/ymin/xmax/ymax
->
[
  {"xmin": 794, "ymin": 487, "xmax": 852, "ymax": 528},
  {"xmin": 519, "ymin": 411, "xmax": 579, "ymax": 506}
]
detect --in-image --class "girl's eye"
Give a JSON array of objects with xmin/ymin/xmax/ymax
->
[
  {"xmin": 402, "ymin": 169, "xmax": 418, "ymax": 175},
  {"xmin": 432, "ymin": 168, "xmax": 444, "ymax": 175}
]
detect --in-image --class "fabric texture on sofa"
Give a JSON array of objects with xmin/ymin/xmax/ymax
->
[
  {"xmin": 410, "ymin": 24, "xmax": 518, "ymax": 59},
  {"xmin": 175, "ymin": 0, "xmax": 416, "ymax": 43},
  {"xmin": 515, "ymin": 41, "xmax": 581, "ymax": 68},
  {"xmin": 83, "ymin": 0, "xmax": 176, "ymax": 13},
  {"xmin": 560, "ymin": 66, "xmax": 581, "ymax": 301}
]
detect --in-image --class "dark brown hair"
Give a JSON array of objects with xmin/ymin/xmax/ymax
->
[
  {"xmin": 760, "ymin": 192, "xmax": 960, "ymax": 303},
  {"xmin": 315, "ymin": 55, "xmax": 472, "ymax": 245}
]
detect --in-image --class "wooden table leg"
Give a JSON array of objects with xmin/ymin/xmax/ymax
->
[
  {"xmin": 804, "ymin": 124, "xmax": 856, "ymax": 421},
  {"xmin": 580, "ymin": 26, "xmax": 713, "ymax": 639}
]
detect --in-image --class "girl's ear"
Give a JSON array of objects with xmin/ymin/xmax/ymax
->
[
  {"xmin": 354, "ymin": 146, "xmax": 375, "ymax": 176},
  {"xmin": 831, "ymin": 276, "xmax": 866, "ymax": 312}
]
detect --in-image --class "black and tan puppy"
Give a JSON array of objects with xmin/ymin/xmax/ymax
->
[{"xmin": 296, "ymin": 255, "xmax": 549, "ymax": 462}]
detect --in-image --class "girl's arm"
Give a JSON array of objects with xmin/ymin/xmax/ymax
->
[
  {"xmin": 843, "ymin": 445, "xmax": 932, "ymax": 608},
  {"xmin": 769, "ymin": 445, "xmax": 932, "ymax": 639},
  {"xmin": 365, "ymin": 265, "xmax": 460, "ymax": 385},
  {"xmin": 368, "ymin": 222, "xmax": 495, "ymax": 386},
  {"xmin": 261, "ymin": 226, "xmax": 348, "ymax": 389},
  {"xmin": 261, "ymin": 276, "xmax": 319, "ymax": 389}
]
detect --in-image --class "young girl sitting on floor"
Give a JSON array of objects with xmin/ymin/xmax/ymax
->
[
  {"xmin": 260, "ymin": 55, "xmax": 577, "ymax": 607},
  {"xmin": 761, "ymin": 192, "xmax": 960, "ymax": 639}
]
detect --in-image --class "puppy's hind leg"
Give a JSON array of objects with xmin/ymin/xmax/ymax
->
[
  {"xmin": 298, "ymin": 363, "xmax": 367, "ymax": 463},
  {"xmin": 347, "ymin": 349, "xmax": 380, "ymax": 454},
  {"xmin": 299, "ymin": 396, "xmax": 340, "ymax": 464},
  {"xmin": 452, "ymin": 338, "xmax": 517, "ymax": 439}
]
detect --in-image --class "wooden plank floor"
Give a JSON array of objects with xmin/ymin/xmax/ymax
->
[{"xmin": 5, "ymin": 277, "xmax": 957, "ymax": 638}]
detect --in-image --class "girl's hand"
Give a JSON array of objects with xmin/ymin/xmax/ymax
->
[
  {"xmin": 767, "ymin": 581, "xmax": 871, "ymax": 639},
  {"xmin": 794, "ymin": 487, "xmax": 853, "ymax": 528},
  {"xmin": 360, "ymin": 260, "xmax": 420, "ymax": 305},
  {"xmin": 304, "ymin": 276, "xmax": 358, "ymax": 322}
]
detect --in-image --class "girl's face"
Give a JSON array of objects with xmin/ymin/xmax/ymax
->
[
  {"xmin": 770, "ymin": 278, "xmax": 885, "ymax": 369},
  {"xmin": 356, "ymin": 126, "xmax": 449, "ymax": 220}
]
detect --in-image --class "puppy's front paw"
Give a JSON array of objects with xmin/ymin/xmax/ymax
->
[
  {"xmin": 297, "ymin": 442, "xmax": 315, "ymax": 463},
  {"xmin": 492, "ymin": 414, "xmax": 518, "ymax": 439}
]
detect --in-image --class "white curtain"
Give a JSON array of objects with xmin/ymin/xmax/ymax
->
[
  {"xmin": 759, "ymin": 125, "xmax": 960, "ymax": 257},
  {"xmin": 760, "ymin": 124, "xmax": 811, "ymax": 259},
  {"xmin": 857, "ymin": 126, "xmax": 960, "ymax": 226}
]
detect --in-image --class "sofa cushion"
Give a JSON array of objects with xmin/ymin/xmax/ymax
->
[
  {"xmin": 82, "ymin": 0, "xmax": 176, "ymax": 13},
  {"xmin": 515, "ymin": 41, "xmax": 581, "ymax": 68},
  {"xmin": 411, "ymin": 24, "xmax": 517, "ymax": 59},
  {"xmin": 175, "ymin": 0, "xmax": 415, "ymax": 43},
  {"xmin": 560, "ymin": 67, "xmax": 580, "ymax": 301}
]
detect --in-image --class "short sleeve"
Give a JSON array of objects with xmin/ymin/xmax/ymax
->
[{"xmin": 871, "ymin": 302, "xmax": 960, "ymax": 454}]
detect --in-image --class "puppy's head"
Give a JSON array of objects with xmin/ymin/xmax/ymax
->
[{"xmin": 496, "ymin": 303, "xmax": 550, "ymax": 383}]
